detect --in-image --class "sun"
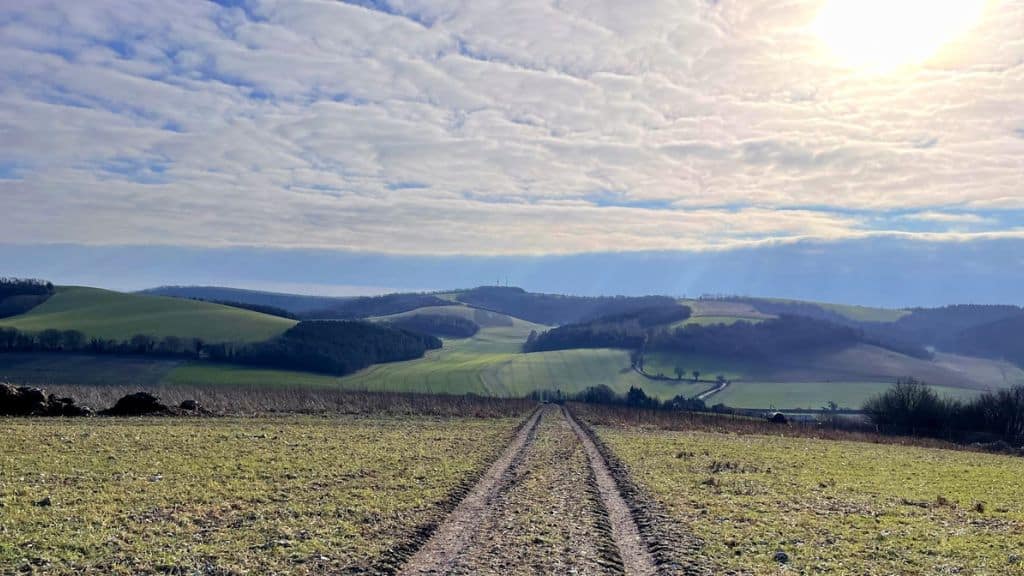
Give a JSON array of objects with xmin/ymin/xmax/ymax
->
[{"xmin": 813, "ymin": 0, "xmax": 989, "ymax": 70}]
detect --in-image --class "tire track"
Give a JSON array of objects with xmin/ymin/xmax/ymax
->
[
  {"xmin": 398, "ymin": 406, "xmax": 544, "ymax": 575},
  {"xmin": 563, "ymin": 406, "xmax": 658, "ymax": 576},
  {"xmin": 566, "ymin": 406, "xmax": 719, "ymax": 576}
]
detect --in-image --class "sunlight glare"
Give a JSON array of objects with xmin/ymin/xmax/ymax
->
[{"xmin": 813, "ymin": 0, "xmax": 989, "ymax": 70}]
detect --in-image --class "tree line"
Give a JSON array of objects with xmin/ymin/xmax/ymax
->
[
  {"xmin": 864, "ymin": 378, "xmax": 1024, "ymax": 444},
  {"xmin": 386, "ymin": 314, "xmax": 480, "ymax": 338},
  {"xmin": 457, "ymin": 286, "xmax": 680, "ymax": 326},
  {"xmin": 0, "ymin": 321, "xmax": 441, "ymax": 377},
  {"xmin": 0, "ymin": 326, "xmax": 205, "ymax": 356},
  {"xmin": 0, "ymin": 277, "xmax": 56, "ymax": 318},
  {"xmin": 530, "ymin": 384, "xmax": 723, "ymax": 413},
  {"xmin": 646, "ymin": 315, "xmax": 862, "ymax": 359},
  {"xmin": 523, "ymin": 304, "xmax": 691, "ymax": 352},
  {"xmin": 205, "ymin": 321, "xmax": 441, "ymax": 375},
  {"xmin": 188, "ymin": 297, "xmax": 298, "ymax": 319},
  {"xmin": 0, "ymin": 278, "xmax": 54, "ymax": 298},
  {"xmin": 304, "ymin": 293, "xmax": 450, "ymax": 320},
  {"xmin": 525, "ymin": 312, "xmax": 876, "ymax": 361}
]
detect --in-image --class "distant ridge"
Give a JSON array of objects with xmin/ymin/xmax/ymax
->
[{"xmin": 140, "ymin": 286, "xmax": 352, "ymax": 315}]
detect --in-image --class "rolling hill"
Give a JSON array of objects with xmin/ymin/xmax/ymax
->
[
  {"xmin": 6, "ymin": 284, "xmax": 1024, "ymax": 411},
  {"xmin": 0, "ymin": 287, "xmax": 296, "ymax": 342},
  {"xmin": 140, "ymin": 285, "xmax": 352, "ymax": 315}
]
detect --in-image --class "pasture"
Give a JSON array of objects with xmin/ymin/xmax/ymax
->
[
  {"xmin": 598, "ymin": 425, "xmax": 1024, "ymax": 574},
  {"xmin": 674, "ymin": 300, "xmax": 774, "ymax": 328},
  {"xmin": 0, "ymin": 287, "xmax": 294, "ymax": 342},
  {"xmin": 709, "ymin": 380, "xmax": 982, "ymax": 410}
]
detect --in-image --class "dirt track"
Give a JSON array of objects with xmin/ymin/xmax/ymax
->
[{"xmin": 399, "ymin": 405, "xmax": 681, "ymax": 576}]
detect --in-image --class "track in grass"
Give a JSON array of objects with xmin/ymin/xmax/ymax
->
[
  {"xmin": 564, "ymin": 406, "xmax": 656, "ymax": 576},
  {"xmin": 399, "ymin": 406, "xmax": 545, "ymax": 575},
  {"xmin": 401, "ymin": 405, "xmax": 661, "ymax": 575}
]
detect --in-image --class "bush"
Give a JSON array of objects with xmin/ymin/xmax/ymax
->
[
  {"xmin": 865, "ymin": 379, "xmax": 1024, "ymax": 443},
  {"xmin": 863, "ymin": 378, "xmax": 952, "ymax": 435}
]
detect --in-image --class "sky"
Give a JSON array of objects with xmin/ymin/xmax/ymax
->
[{"xmin": 1, "ymin": 1, "xmax": 1023, "ymax": 302}]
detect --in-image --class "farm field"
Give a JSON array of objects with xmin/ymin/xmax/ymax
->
[
  {"xmin": 0, "ymin": 353, "xmax": 181, "ymax": 388},
  {"xmin": 641, "ymin": 351, "xmax": 753, "ymax": 382},
  {"xmin": 597, "ymin": 425, "xmax": 1024, "ymax": 574},
  {"xmin": 0, "ymin": 287, "xmax": 295, "ymax": 342},
  {"xmin": 710, "ymin": 380, "xmax": 983, "ymax": 410},
  {"xmin": 2, "ymin": 293, "xmax": 1020, "ymax": 410},
  {"xmin": 674, "ymin": 299, "xmax": 774, "ymax": 328},
  {"xmin": 754, "ymin": 297, "xmax": 910, "ymax": 322},
  {"xmin": 0, "ymin": 415, "xmax": 521, "ymax": 574}
]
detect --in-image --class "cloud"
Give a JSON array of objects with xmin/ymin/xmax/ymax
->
[
  {"xmin": 900, "ymin": 211, "xmax": 996, "ymax": 225},
  {"xmin": 0, "ymin": 0, "xmax": 1023, "ymax": 254}
]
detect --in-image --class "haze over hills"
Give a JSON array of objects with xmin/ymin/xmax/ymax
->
[{"xmin": 8, "ymin": 238, "xmax": 1024, "ymax": 309}]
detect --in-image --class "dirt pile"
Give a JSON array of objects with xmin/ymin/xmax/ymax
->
[
  {"xmin": 0, "ymin": 383, "xmax": 93, "ymax": 416},
  {"xmin": 99, "ymin": 392, "xmax": 172, "ymax": 416},
  {"xmin": 98, "ymin": 392, "xmax": 209, "ymax": 416}
]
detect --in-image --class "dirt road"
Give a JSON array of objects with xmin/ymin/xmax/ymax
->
[{"xmin": 399, "ymin": 405, "xmax": 710, "ymax": 576}]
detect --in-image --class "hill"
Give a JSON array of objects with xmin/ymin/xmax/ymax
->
[
  {"xmin": 677, "ymin": 300, "xmax": 774, "ymax": 327},
  {"xmin": 140, "ymin": 286, "xmax": 351, "ymax": 315},
  {"xmin": 455, "ymin": 286, "xmax": 678, "ymax": 326},
  {"xmin": 7, "ymin": 286, "xmax": 1024, "ymax": 411},
  {"xmin": 734, "ymin": 296, "xmax": 909, "ymax": 323},
  {"xmin": 0, "ymin": 287, "xmax": 296, "ymax": 342},
  {"xmin": 954, "ymin": 313, "xmax": 1024, "ymax": 366}
]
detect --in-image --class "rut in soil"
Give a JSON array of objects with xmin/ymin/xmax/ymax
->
[{"xmin": 399, "ymin": 404, "xmax": 657, "ymax": 576}]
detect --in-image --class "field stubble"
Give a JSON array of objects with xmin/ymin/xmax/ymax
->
[
  {"xmin": 585, "ymin": 406, "xmax": 1024, "ymax": 574},
  {"xmin": 0, "ymin": 413, "xmax": 526, "ymax": 574}
]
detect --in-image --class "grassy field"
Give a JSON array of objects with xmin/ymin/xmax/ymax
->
[
  {"xmin": 599, "ymin": 426, "xmax": 1024, "ymax": 574},
  {"xmin": 674, "ymin": 300, "xmax": 773, "ymax": 329},
  {"xmin": 0, "ymin": 415, "xmax": 521, "ymax": 574},
  {"xmin": 371, "ymin": 304, "xmax": 518, "ymax": 328},
  {"xmin": 641, "ymin": 351, "xmax": 752, "ymax": 382},
  {"xmin": 159, "ymin": 348, "xmax": 701, "ymax": 399},
  {"xmin": 709, "ymin": 380, "xmax": 983, "ymax": 410},
  {"xmin": 756, "ymin": 297, "xmax": 910, "ymax": 323},
  {"xmin": 0, "ymin": 287, "xmax": 295, "ymax": 342},
  {"xmin": 0, "ymin": 353, "xmax": 181, "ymax": 388},
  {"xmin": 338, "ymin": 314, "xmax": 692, "ymax": 398},
  {"xmin": 341, "ymin": 339, "xmax": 667, "ymax": 398}
]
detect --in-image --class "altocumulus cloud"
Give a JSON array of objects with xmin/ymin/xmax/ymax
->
[{"xmin": 0, "ymin": 0, "xmax": 1023, "ymax": 254}]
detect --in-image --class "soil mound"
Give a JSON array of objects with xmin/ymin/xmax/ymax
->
[
  {"xmin": 0, "ymin": 383, "xmax": 92, "ymax": 416},
  {"xmin": 99, "ymin": 392, "xmax": 172, "ymax": 416}
]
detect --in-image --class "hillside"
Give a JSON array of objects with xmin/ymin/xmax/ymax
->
[
  {"xmin": 677, "ymin": 300, "xmax": 774, "ymax": 327},
  {"xmin": 736, "ymin": 297, "xmax": 909, "ymax": 323},
  {"xmin": 455, "ymin": 286, "xmax": 678, "ymax": 326},
  {"xmin": 0, "ymin": 287, "xmax": 296, "ymax": 342},
  {"xmin": 6, "ymin": 286, "xmax": 1024, "ymax": 410},
  {"xmin": 954, "ymin": 314, "xmax": 1024, "ymax": 365},
  {"xmin": 140, "ymin": 285, "xmax": 351, "ymax": 315}
]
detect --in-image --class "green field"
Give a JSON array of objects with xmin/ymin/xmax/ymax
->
[
  {"xmin": 0, "ymin": 353, "xmax": 180, "ymax": 388},
  {"xmin": 0, "ymin": 287, "xmax": 295, "ymax": 342},
  {"xmin": 0, "ymin": 293, "xmax": 1008, "ymax": 409},
  {"xmin": 756, "ymin": 297, "xmax": 910, "ymax": 323},
  {"xmin": 709, "ymin": 380, "xmax": 982, "ymax": 410},
  {"xmin": 599, "ymin": 426, "xmax": 1024, "ymax": 574},
  {"xmin": 341, "ymin": 329, "xmax": 685, "ymax": 398},
  {"xmin": 641, "ymin": 351, "xmax": 752, "ymax": 382},
  {"xmin": 674, "ymin": 300, "xmax": 774, "ymax": 329},
  {"xmin": 0, "ymin": 415, "xmax": 520, "ymax": 574}
]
